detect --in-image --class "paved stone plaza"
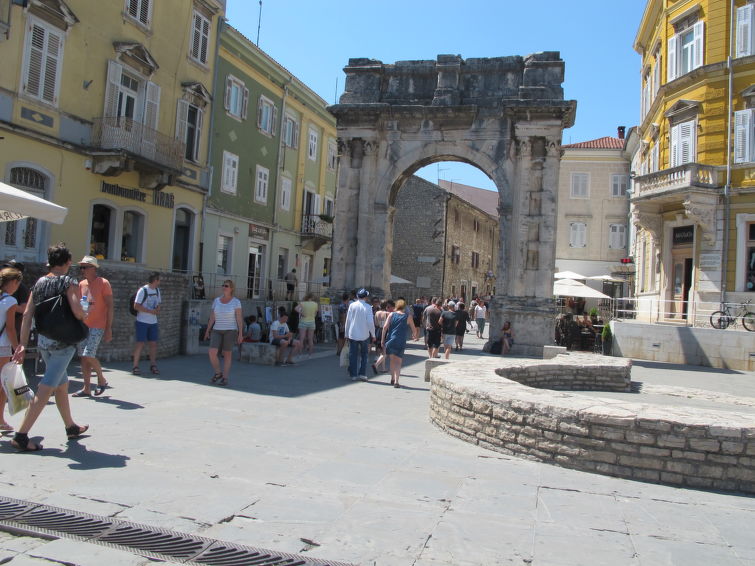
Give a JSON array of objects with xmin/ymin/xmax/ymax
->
[{"xmin": 1, "ymin": 334, "xmax": 755, "ymax": 565}]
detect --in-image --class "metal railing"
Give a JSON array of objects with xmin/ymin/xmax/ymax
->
[
  {"xmin": 612, "ymin": 296, "xmax": 755, "ymax": 329},
  {"xmin": 632, "ymin": 163, "xmax": 719, "ymax": 199},
  {"xmin": 92, "ymin": 117, "xmax": 185, "ymax": 172},
  {"xmin": 301, "ymin": 214, "xmax": 333, "ymax": 239},
  {"xmin": 188, "ymin": 271, "xmax": 328, "ymax": 302}
]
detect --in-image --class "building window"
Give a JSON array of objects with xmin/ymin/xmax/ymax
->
[
  {"xmin": 3, "ymin": 167, "xmax": 46, "ymax": 256},
  {"xmin": 22, "ymin": 17, "xmax": 64, "ymax": 106},
  {"xmin": 121, "ymin": 210, "xmax": 144, "ymax": 262},
  {"xmin": 653, "ymin": 46, "xmax": 661, "ymax": 98},
  {"xmin": 221, "ymin": 151, "xmax": 238, "ymax": 194},
  {"xmin": 224, "ymin": 75, "xmax": 248, "ymax": 119},
  {"xmin": 471, "ymin": 251, "xmax": 480, "ymax": 269},
  {"xmin": 255, "ymin": 165, "xmax": 269, "ymax": 204},
  {"xmin": 280, "ymin": 177, "xmax": 292, "ymax": 211},
  {"xmin": 327, "ymin": 141, "xmax": 337, "ymax": 170},
  {"xmin": 125, "ymin": 0, "xmax": 151, "ymax": 27},
  {"xmin": 257, "ymin": 96, "xmax": 276, "ymax": 135},
  {"xmin": 283, "ymin": 114, "xmax": 299, "ymax": 148},
  {"xmin": 746, "ymin": 222, "xmax": 755, "ymax": 291},
  {"xmin": 450, "ymin": 245, "xmax": 460, "ymax": 265},
  {"xmin": 176, "ymin": 100, "xmax": 203, "ymax": 162},
  {"xmin": 102, "ymin": 61, "xmax": 161, "ymax": 134},
  {"xmin": 608, "ymin": 224, "xmax": 627, "ymax": 250},
  {"xmin": 277, "ymin": 248, "xmax": 289, "ymax": 280},
  {"xmin": 735, "ymin": 109, "xmax": 755, "ymax": 163},
  {"xmin": 569, "ymin": 222, "xmax": 587, "ymax": 248},
  {"xmin": 90, "ymin": 204, "xmax": 114, "ymax": 259},
  {"xmin": 611, "ymin": 174, "xmax": 628, "ymax": 197},
  {"xmin": 670, "ymin": 119, "xmax": 696, "ymax": 167},
  {"xmin": 570, "ymin": 173, "xmax": 589, "ymax": 198},
  {"xmin": 172, "ymin": 207, "xmax": 193, "ymax": 272},
  {"xmin": 308, "ymin": 127, "xmax": 318, "ymax": 161},
  {"xmin": 737, "ymin": 4, "xmax": 755, "ymax": 58},
  {"xmin": 473, "ymin": 218, "xmax": 480, "ymax": 232},
  {"xmin": 189, "ymin": 10, "xmax": 210, "ymax": 64},
  {"xmin": 667, "ymin": 21, "xmax": 704, "ymax": 81},
  {"xmin": 324, "ymin": 197, "xmax": 334, "ymax": 217},
  {"xmin": 217, "ymin": 234, "xmax": 231, "ymax": 274}
]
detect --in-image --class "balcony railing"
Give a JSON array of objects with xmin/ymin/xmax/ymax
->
[
  {"xmin": 92, "ymin": 117, "xmax": 185, "ymax": 172},
  {"xmin": 301, "ymin": 214, "xmax": 333, "ymax": 239},
  {"xmin": 632, "ymin": 163, "xmax": 719, "ymax": 200}
]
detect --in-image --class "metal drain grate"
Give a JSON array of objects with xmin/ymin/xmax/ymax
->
[{"xmin": 0, "ymin": 495, "xmax": 355, "ymax": 566}]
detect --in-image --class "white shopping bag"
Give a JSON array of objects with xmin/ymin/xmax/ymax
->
[
  {"xmin": 339, "ymin": 341, "xmax": 350, "ymax": 368},
  {"xmin": 1, "ymin": 362, "xmax": 33, "ymax": 415}
]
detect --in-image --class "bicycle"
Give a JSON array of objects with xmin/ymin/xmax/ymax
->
[{"xmin": 710, "ymin": 299, "xmax": 755, "ymax": 331}]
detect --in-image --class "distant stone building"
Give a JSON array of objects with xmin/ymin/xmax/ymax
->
[{"xmin": 390, "ymin": 176, "xmax": 498, "ymax": 301}]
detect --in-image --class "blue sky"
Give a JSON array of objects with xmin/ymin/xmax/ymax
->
[{"xmin": 226, "ymin": 0, "xmax": 646, "ymax": 190}]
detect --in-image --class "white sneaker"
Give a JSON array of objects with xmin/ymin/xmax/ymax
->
[
  {"xmin": 358, "ymin": 375, "xmax": 368, "ymax": 381},
  {"xmin": 351, "ymin": 376, "xmax": 358, "ymax": 381}
]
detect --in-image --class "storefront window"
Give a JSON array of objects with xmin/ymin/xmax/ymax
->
[
  {"xmin": 172, "ymin": 208, "xmax": 193, "ymax": 272},
  {"xmin": 90, "ymin": 204, "xmax": 113, "ymax": 259},
  {"xmin": 121, "ymin": 211, "xmax": 143, "ymax": 262}
]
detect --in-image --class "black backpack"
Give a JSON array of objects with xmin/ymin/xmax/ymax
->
[{"xmin": 129, "ymin": 286, "xmax": 160, "ymax": 316}]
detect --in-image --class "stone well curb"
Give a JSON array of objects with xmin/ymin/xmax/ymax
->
[{"xmin": 428, "ymin": 354, "xmax": 755, "ymax": 494}]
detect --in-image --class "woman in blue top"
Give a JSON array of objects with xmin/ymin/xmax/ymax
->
[{"xmin": 381, "ymin": 299, "xmax": 418, "ymax": 388}]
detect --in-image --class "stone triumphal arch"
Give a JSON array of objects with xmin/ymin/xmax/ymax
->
[{"xmin": 329, "ymin": 54, "xmax": 576, "ymax": 355}]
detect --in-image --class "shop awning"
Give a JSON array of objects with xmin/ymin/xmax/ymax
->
[{"xmin": 0, "ymin": 181, "xmax": 68, "ymax": 224}]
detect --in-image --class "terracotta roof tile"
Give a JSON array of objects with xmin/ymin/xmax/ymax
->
[{"xmin": 562, "ymin": 136, "xmax": 625, "ymax": 149}]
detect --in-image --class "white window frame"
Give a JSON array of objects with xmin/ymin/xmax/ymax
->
[
  {"xmin": 257, "ymin": 95, "xmax": 276, "ymax": 136},
  {"xmin": 279, "ymin": 176, "xmax": 292, "ymax": 211},
  {"xmin": 651, "ymin": 142, "xmax": 659, "ymax": 172},
  {"xmin": 653, "ymin": 47, "xmax": 661, "ymax": 98},
  {"xmin": 735, "ymin": 108, "xmax": 755, "ymax": 163},
  {"xmin": 669, "ymin": 119, "xmax": 696, "ymax": 167},
  {"xmin": 308, "ymin": 127, "xmax": 318, "ymax": 161},
  {"xmin": 224, "ymin": 74, "xmax": 248, "ymax": 120},
  {"xmin": 21, "ymin": 16, "xmax": 64, "ymax": 106},
  {"xmin": 737, "ymin": 4, "xmax": 755, "ymax": 58},
  {"xmin": 255, "ymin": 165, "xmax": 269, "ymax": 204},
  {"xmin": 189, "ymin": 10, "xmax": 210, "ymax": 65},
  {"xmin": 324, "ymin": 197, "xmax": 334, "ymax": 217},
  {"xmin": 569, "ymin": 222, "xmax": 587, "ymax": 248},
  {"xmin": 216, "ymin": 233, "xmax": 233, "ymax": 275},
  {"xmin": 608, "ymin": 224, "xmax": 627, "ymax": 250},
  {"xmin": 283, "ymin": 114, "xmax": 299, "ymax": 148},
  {"xmin": 221, "ymin": 151, "xmax": 239, "ymax": 194},
  {"xmin": 570, "ymin": 172, "xmax": 589, "ymax": 199},
  {"xmin": 125, "ymin": 0, "xmax": 152, "ymax": 27},
  {"xmin": 611, "ymin": 174, "xmax": 628, "ymax": 197},
  {"xmin": 736, "ymin": 213, "xmax": 755, "ymax": 291},
  {"xmin": 327, "ymin": 140, "xmax": 337, "ymax": 170},
  {"xmin": 667, "ymin": 21, "xmax": 704, "ymax": 81}
]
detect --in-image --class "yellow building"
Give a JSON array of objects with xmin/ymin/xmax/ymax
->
[
  {"xmin": 0, "ymin": 0, "xmax": 224, "ymax": 270},
  {"xmin": 632, "ymin": 0, "xmax": 755, "ymax": 322}
]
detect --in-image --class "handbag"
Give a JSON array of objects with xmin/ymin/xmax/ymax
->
[
  {"xmin": 1, "ymin": 362, "xmax": 33, "ymax": 415},
  {"xmin": 34, "ymin": 291, "xmax": 89, "ymax": 345}
]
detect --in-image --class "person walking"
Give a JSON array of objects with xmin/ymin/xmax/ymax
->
[
  {"xmin": 10, "ymin": 244, "xmax": 89, "ymax": 451},
  {"xmin": 454, "ymin": 302, "xmax": 470, "ymax": 351},
  {"xmin": 344, "ymin": 288, "xmax": 374, "ymax": 381},
  {"xmin": 381, "ymin": 299, "xmax": 418, "ymax": 388},
  {"xmin": 298, "ymin": 293, "xmax": 318, "ymax": 357},
  {"xmin": 372, "ymin": 299, "xmax": 394, "ymax": 375},
  {"xmin": 474, "ymin": 299, "xmax": 487, "ymax": 338},
  {"xmin": 0, "ymin": 267, "xmax": 22, "ymax": 431},
  {"xmin": 440, "ymin": 303, "xmax": 457, "ymax": 360},
  {"xmin": 205, "ymin": 280, "xmax": 243, "ymax": 386},
  {"xmin": 73, "ymin": 256, "xmax": 113, "ymax": 397},
  {"xmin": 423, "ymin": 298, "xmax": 442, "ymax": 359},
  {"xmin": 131, "ymin": 272, "xmax": 162, "ymax": 376},
  {"xmin": 1, "ymin": 260, "xmax": 29, "ymax": 345},
  {"xmin": 284, "ymin": 268, "xmax": 298, "ymax": 300}
]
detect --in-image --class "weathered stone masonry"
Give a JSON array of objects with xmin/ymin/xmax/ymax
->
[{"xmin": 429, "ymin": 356, "xmax": 755, "ymax": 494}]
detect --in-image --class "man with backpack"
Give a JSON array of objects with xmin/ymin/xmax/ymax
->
[{"xmin": 131, "ymin": 272, "xmax": 162, "ymax": 375}]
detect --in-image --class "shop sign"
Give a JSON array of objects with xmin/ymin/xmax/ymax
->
[
  {"xmin": 672, "ymin": 225, "xmax": 694, "ymax": 245},
  {"xmin": 101, "ymin": 181, "xmax": 174, "ymax": 209},
  {"xmin": 249, "ymin": 223, "xmax": 269, "ymax": 239}
]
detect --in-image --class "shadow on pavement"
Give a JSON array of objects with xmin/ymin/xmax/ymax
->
[
  {"xmin": 0, "ymin": 437, "xmax": 129, "ymax": 470},
  {"xmin": 632, "ymin": 359, "xmax": 746, "ymax": 375}
]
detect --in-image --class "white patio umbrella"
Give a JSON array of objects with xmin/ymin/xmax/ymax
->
[
  {"xmin": 554, "ymin": 270, "xmax": 587, "ymax": 280},
  {"xmin": 0, "ymin": 181, "xmax": 68, "ymax": 224},
  {"xmin": 587, "ymin": 275, "xmax": 624, "ymax": 283},
  {"xmin": 390, "ymin": 274, "xmax": 412, "ymax": 284},
  {"xmin": 553, "ymin": 278, "xmax": 611, "ymax": 299}
]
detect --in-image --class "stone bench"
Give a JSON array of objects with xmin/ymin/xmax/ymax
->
[{"xmin": 239, "ymin": 342, "xmax": 277, "ymax": 365}]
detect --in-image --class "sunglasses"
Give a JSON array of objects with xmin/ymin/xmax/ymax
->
[
  {"xmin": 222, "ymin": 284, "xmax": 231, "ymax": 287},
  {"xmin": 79, "ymin": 265, "xmax": 94, "ymax": 269}
]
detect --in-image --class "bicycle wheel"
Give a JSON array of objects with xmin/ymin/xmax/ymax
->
[
  {"xmin": 710, "ymin": 311, "xmax": 730, "ymax": 329},
  {"xmin": 742, "ymin": 311, "xmax": 755, "ymax": 332}
]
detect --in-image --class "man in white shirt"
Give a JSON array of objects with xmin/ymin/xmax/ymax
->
[
  {"xmin": 269, "ymin": 312, "xmax": 301, "ymax": 365},
  {"xmin": 345, "ymin": 288, "xmax": 375, "ymax": 381}
]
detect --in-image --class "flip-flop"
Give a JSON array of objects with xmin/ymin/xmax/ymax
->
[
  {"xmin": 94, "ymin": 383, "xmax": 109, "ymax": 396},
  {"xmin": 150, "ymin": 365, "xmax": 160, "ymax": 375},
  {"xmin": 132, "ymin": 367, "xmax": 141, "ymax": 375},
  {"xmin": 72, "ymin": 390, "xmax": 91, "ymax": 398},
  {"xmin": 210, "ymin": 372, "xmax": 222, "ymax": 384}
]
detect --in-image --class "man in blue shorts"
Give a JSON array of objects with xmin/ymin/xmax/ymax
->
[{"xmin": 131, "ymin": 272, "xmax": 161, "ymax": 375}]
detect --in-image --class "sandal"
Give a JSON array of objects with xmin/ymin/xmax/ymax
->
[
  {"xmin": 219, "ymin": 377, "xmax": 228, "ymax": 386},
  {"xmin": 11, "ymin": 432, "xmax": 42, "ymax": 451},
  {"xmin": 132, "ymin": 367, "xmax": 141, "ymax": 375},
  {"xmin": 72, "ymin": 390, "xmax": 91, "ymax": 398},
  {"xmin": 150, "ymin": 365, "xmax": 160, "ymax": 375},
  {"xmin": 0, "ymin": 423, "xmax": 13, "ymax": 432},
  {"xmin": 210, "ymin": 372, "xmax": 223, "ymax": 384},
  {"xmin": 65, "ymin": 424, "xmax": 89, "ymax": 439},
  {"xmin": 94, "ymin": 383, "xmax": 109, "ymax": 396}
]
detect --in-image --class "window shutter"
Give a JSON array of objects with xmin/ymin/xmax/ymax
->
[
  {"xmin": 653, "ymin": 55, "xmax": 661, "ymax": 95},
  {"xmin": 667, "ymin": 35, "xmax": 677, "ymax": 82},
  {"xmin": 670, "ymin": 123, "xmax": 679, "ymax": 167},
  {"xmin": 737, "ymin": 4, "xmax": 754, "ymax": 57},
  {"xmin": 200, "ymin": 16, "xmax": 209, "ymax": 63},
  {"xmin": 692, "ymin": 21, "xmax": 704, "ymax": 69},
  {"xmin": 103, "ymin": 60, "xmax": 122, "ymax": 117},
  {"xmin": 735, "ymin": 109, "xmax": 753, "ymax": 163},
  {"xmin": 175, "ymin": 99, "xmax": 188, "ymax": 143},
  {"xmin": 241, "ymin": 86, "xmax": 249, "ymax": 119},
  {"xmin": 224, "ymin": 76, "xmax": 232, "ymax": 111},
  {"xmin": 143, "ymin": 81, "xmax": 160, "ymax": 129},
  {"xmin": 41, "ymin": 30, "xmax": 62, "ymax": 104},
  {"xmin": 293, "ymin": 121, "xmax": 299, "ymax": 148},
  {"xmin": 679, "ymin": 121, "xmax": 694, "ymax": 164},
  {"xmin": 257, "ymin": 96, "xmax": 263, "ymax": 129},
  {"xmin": 24, "ymin": 22, "xmax": 63, "ymax": 105},
  {"xmin": 313, "ymin": 193, "xmax": 321, "ymax": 215},
  {"xmin": 194, "ymin": 107, "xmax": 204, "ymax": 161},
  {"xmin": 651, "ymin": 143, "xmax": 659, "ymax": 172},
  {"xmin": 25, "ymin": 23, "xmax": 45, "ymax": 98}
]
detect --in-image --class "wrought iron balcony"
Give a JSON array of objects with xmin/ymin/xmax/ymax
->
[
  {"xmin": 300, "ymin": 214, "xmax": 333, "ymax": 251},
  {"xmin": 631, "ymin": 163, "xmax": 720, "ymax": 202},
  {"xmin": 91, "ymin": 117, "xmax": 184, "ymax": 173}
]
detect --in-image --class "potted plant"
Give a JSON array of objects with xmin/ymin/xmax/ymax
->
[
  {"xmin": 589, "ymin": 307, "xmax": 599, "ymax": 324},
  {"xmin": 319, "ymin": 214, "xmax": 334, "ymax": 223},
  {"xmin": 601, "ymin": 323, "xmax": 613, "ymax": 356}
]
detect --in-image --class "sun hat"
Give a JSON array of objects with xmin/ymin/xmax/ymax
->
[{"xmin": 78, "ymin": 255, "xmax": 100, "ymax": 268}]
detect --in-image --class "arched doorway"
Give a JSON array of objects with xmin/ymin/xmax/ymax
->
[{"xmin": 329, "ymin": 54, "xmax": 576, "ymax": 355}]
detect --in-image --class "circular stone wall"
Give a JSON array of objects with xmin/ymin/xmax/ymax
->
[{"xmin": 429, "ymin": 355, "xmax": 755, "ymax": 493}]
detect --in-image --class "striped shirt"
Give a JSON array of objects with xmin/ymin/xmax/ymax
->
[{"xmin": 212, "ymin": 297, "xmax": 241, "ymax": 331}]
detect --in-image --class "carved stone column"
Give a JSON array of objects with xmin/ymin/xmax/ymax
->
[{"xmin": 683, "ymin": 194, "xmax": 718, "ymax": 248}]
